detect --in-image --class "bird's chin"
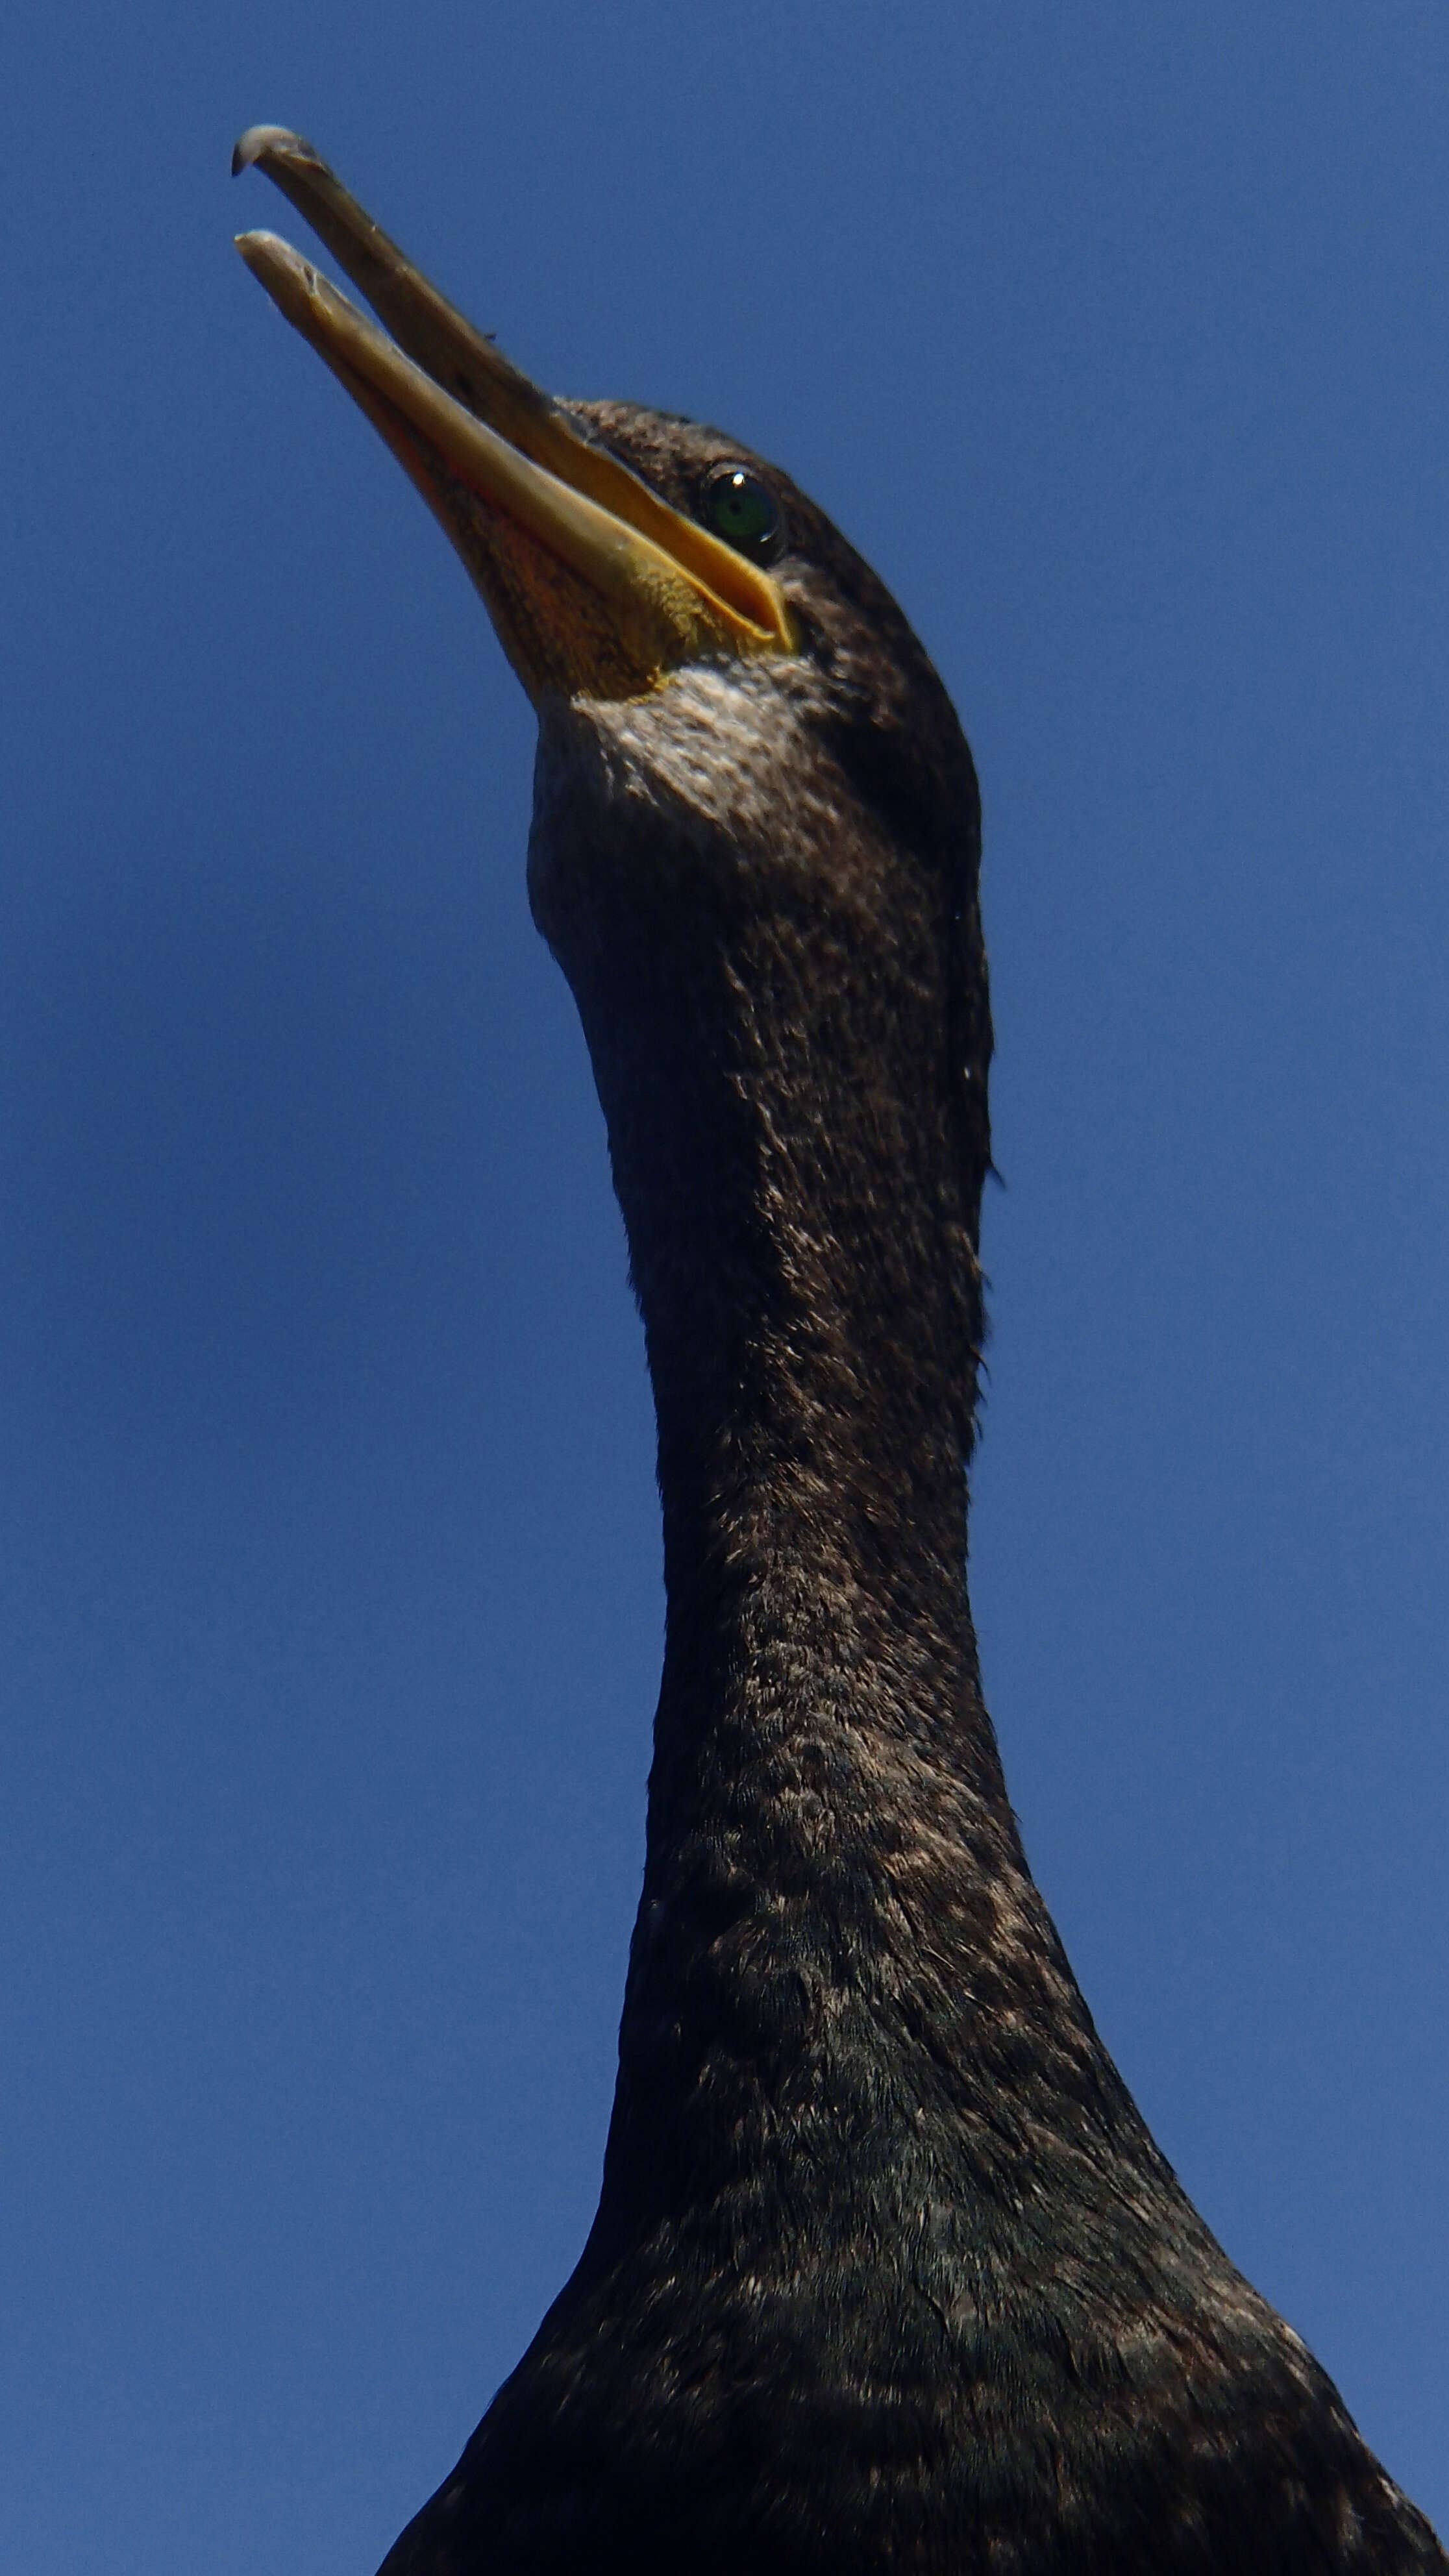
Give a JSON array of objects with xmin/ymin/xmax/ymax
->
[{"xmin": 554, "ymin": 660, "xmax": 832, "ymax": 845}]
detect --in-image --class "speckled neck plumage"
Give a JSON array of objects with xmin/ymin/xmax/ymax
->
[{"xmin": 528, "ymin": 669, "xmax": 1035, "ymax": 2213}]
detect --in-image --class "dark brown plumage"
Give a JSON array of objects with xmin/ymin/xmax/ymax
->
[{"xmin": 233, "ymin": 133, "xmax": 1446, "ymax": 2576}]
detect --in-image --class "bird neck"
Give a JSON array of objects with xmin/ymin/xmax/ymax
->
[
  {"xmin": 642, "ymin": 1096, "xmax": 981, "ymax": 1802},
  {"xmin": 552, "ymin": 877, "xmax": 1069, "ymax": 2222},
  {"xmin": 571, "ymin": 889, "xmax": 993, "ymax": 1837}
]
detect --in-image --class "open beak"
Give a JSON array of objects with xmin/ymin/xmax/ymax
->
[{"xmin": 232, "ymin": 127, "xmax": 795, "ymax": 704}]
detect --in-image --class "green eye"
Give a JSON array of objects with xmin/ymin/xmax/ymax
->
[{"xmin": 700, "ymin": 464, "xmax": 786, "ymax": 565}]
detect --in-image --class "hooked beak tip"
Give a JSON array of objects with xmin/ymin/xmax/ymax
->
[{"xmin": 232, "ymin": 123, "xmax": 310, "ymax": 179}]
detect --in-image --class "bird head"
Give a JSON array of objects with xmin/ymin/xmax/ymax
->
[{"xmin": 234, "ymin": 130, "xmax": 991, "ymax": 1436}]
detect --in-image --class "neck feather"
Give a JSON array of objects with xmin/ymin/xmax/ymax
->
[{"xmin": 540, "ymin": 816, "xmax": 1093, "ymax": 2205}]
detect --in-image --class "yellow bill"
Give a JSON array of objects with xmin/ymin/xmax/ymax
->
[{"xmin": 232, "ymin": 129, "xmax": 796, "ymax": 703}]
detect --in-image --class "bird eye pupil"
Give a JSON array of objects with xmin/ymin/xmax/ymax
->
[{"xmin": 701, "ymin": 466, "xmax": 784, "ymax": 564}]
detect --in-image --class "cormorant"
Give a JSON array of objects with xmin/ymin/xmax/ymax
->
[{"xmin": 232, "ymin": 129, "xmax": 1445, "ymax": 2576}]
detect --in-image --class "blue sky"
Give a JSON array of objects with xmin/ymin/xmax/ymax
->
[{"xmin": 3, "ymin": 5, "xmax": 1445, "ymax": 2566}]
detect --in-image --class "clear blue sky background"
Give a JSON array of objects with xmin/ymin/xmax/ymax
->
[{"xmin": 2, "ymin": 5, "xmax": 1444, "ymax": 2567}]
